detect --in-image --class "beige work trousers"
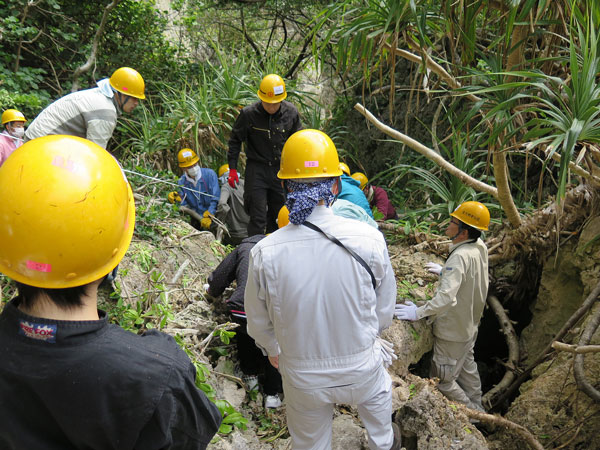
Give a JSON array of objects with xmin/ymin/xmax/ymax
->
[{"xmin": 430, "ymin": 332, "xmax": 484, "ymax": 411}]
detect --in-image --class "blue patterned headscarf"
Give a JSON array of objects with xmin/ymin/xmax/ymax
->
[{"xmin": 285, "ymin": 178, "xmax": 336, "ymax": 225}]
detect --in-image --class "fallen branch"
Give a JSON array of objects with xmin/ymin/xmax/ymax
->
[
  {"xmin": 180, "ymin": 206, "xmax": 204, "ymax": 223},
  {"xmin": 551, "ymin": 151, "xmax": 600, "ymax": 186},
  {"xmin": 493, "ymin": 279, "xmax": 600, "ymax": 409},
  {"xmin": 198, "ymin": 322, "xmax": 239, "ymax": 357},
  {"xmin": 574, "ymin": 303, "xmax": 600, "ymax": 402},
  {"xmin": 354, "ymin": 103, "xmax": 498, "ymax": 199},
  {"xmin": 170, "ymin": 259, "xmax": 191, "ymax": 285},
  {"xmin": 382, "ymin": 43, "xmax": 482, "ymax": 103},
  {"xmin": 552, "ymin": 341, "xmax": 600, "ymax": 354},
  {"xmin": 459, "ymin": 406, "xmax": 544, "ymax": 450},
  {"xmin": 162, "ymin": 327, "xmax": 202, "ymax": 336},
  {"xmin": 482, "ymin": 295, "xmax": 520, "ymax": 407},
  {"xmin": 212, "ymin": 370, "xmax": 244, "ymax": 388}
]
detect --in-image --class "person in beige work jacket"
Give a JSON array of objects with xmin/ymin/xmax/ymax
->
[{"xmin": 394, "ymin": 201, "xmax": 489, "ymax": 412}]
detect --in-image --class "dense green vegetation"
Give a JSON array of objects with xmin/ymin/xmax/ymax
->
[{"xmin": 3, "ymin": 0, "xmax": 599, "ymax": 234}]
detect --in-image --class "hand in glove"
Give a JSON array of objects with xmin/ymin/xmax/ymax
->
[
  {"xmin": 228, "ymin": 168, "xmax": 239, "ymax": 188},
  {"xmin": 394, "ymin": 301, "xmax": 418, "ymax": 321},
  {"xmin": 200, "ymin": 217, "xmax": 212, "ymax": 229},
  {"xmin": 377, "ymin": 336, "xmax": 397, "ymax": 368},
  {"xmin": 168, "ymin": 191, "xmax": 181, "ymax": 204},
  {"xmin": 203, "ymin": 210, "xmax": 211, "ymax": 218},
  {"xmin": 425, "ymin": 262, "xmax": 442, "ymax": 276},
  {"xmin": 203, "ymin": 283, "xmax": 210, "ymax": 293}
]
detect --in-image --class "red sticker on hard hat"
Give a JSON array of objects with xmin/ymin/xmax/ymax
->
[
  {"xmin": 305, "ymin": 161, "xmax": 319, "ymax": 167},
  {"xmin": 26, "ymin": 260, "xmax": 52, "ymax": 272},
  {"xmin": 122, "ymin": 86, "xmax": 129, "ymax": 91}
]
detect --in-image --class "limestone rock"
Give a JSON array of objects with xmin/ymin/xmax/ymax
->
[
  {"xmin": 395, "ymin": 375, "xmax": 488, "ymax": 450},
  {"xmin": 332, "ymin": 414, "xmax": 369, "ymax": 449}
]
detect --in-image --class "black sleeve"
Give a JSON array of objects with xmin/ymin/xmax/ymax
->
[
  {"xmin": 134, "ymin": 363, "xmax": 222, "ymax": 450},
  {"xmin": 291, "ymin": 106, "xmax": 303, "ymax": 133},
  {"xmin": 207, "ymin": 249, "xmax": 239, "ymax": 297},
  {"xmin": 227, "ymin": 110, "xmax": 249, "ymax": 171}
]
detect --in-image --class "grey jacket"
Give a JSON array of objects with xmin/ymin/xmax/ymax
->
[
  {"xmin": 216, "ymin": 180, "xmax": 250, "ymax": 239},
  {"xmin": 25, "ymin": 79, "xmax": 119, "ymax": 149}
]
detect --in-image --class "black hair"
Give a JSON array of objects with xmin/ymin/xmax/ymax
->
[
  {"xmin": 15, "ymin": 282, "xmax": 88, "ymax": 310},
  {"xmin": 464, "ymin": 223, "xmax": 482, "ymax": 240}
]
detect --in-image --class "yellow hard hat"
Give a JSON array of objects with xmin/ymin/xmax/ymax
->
[
  {"xmin": 1, "ymin": 109, "xmax": 26, "ymax": 124},
  {"xmin": 278, "ymin": 206, "xmax": 290, "ymax": 228},
  {"xmin": 450, "ymin": 201, "xmax": 490, "ymax": 231},
  {"xmin": 339, "ymin": 162, "xmax": 350, "ymax": 176},
  {"xmin": 351, "ymin": 172, "xmax": 369, "ymax": 189},
  {"xmin": 218, "ymin": 164, "xmax": 229, "ymax": 177},
  {"xmin": 257, "ymin": 74, "xmax": 287, "ymax": 103},
  {"xmin": 178, "ymin": 148, "xmax": 199, "ymax": 168},
  {"xmin": 0, "ymin": 135, "xmax": 135, "ymax": 289},
  {"xmin": 278, "ymin": 129, "xmax": 343, "ymax": 180},
  {"xmin": 109, "ymin": 67, "xmax": 146, "ymax": 100}
]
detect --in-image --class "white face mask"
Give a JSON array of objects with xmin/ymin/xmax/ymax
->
[
  {"xmin": 219, "ymin": 172, "xmax": 229, "ymax": 185},
  {"xmin": 9, "ymin": 127, "xmax": 24, "ymax": 139},
  {"xmin": 187, "ymin": 166, "xmax": 200, "ymax": 178}
]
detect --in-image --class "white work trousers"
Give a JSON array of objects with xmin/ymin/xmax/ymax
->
[
  {"xmin": 283, "ymin": 365, "xmax": 393, "ymax": 450},
  {"xmin": 430, "ymin": 332, "xmax": 484, "ymax": 411}
]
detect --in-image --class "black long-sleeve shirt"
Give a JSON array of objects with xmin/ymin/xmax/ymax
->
[
  {"xmin": 0, "ymin": 299, "xmax": 222, "ymax": 450},
  {"xmin": 227, "ymin": 101, "xmax": 302, "ymax": 170},
  {"xmin": 207, "ymin": 235, "xmax": 266, "ymax": 313}
]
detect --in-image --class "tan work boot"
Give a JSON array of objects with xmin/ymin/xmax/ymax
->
[{"xmin": 391, "ymin": 422, "xmax": 402, "ymax": 450}]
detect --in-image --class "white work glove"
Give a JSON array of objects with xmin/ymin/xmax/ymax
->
[
  {"xmin": 203, "ymin": 283, "xmax": 210, "ymax": 293},
  {"xmin": 394, "ymin": 301, "xmax": 418, "ymax": 321},
  {"xmin": 425, "ymin": 262, "xmax": 442, "ymax": 276},
  {"xmin": 377, "ymin": 337, "xmax": 397, "ymax": 368}
]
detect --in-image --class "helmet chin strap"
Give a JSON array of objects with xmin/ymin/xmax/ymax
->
[
  {"xmin": 117, "ymin": 92, "xmax": 132, "ymax": 111},
  {"xmin": 449, "ymin": 221, "xmax": 463, "ymax": 241}
]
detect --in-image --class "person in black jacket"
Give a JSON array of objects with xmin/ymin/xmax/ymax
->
[
  {"xmin": 206, "ymin": 234, "xmax": 284, "ymax": 408},
  {"xmin": 0, "ymin": 135, "xmax": 222, "ymax": 450},
  {"xmin": 227, "ymin": 74, "xmax": 302, "ymax": 236}
]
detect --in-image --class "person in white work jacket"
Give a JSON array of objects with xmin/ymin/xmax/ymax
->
[
  {"xmin": 25, "ymin": 67, "xmax": 144, "ymax": 149},
  {"xmin": 395, "ymin": 201, "xmax": 490, "ymax": 412},
  {"xmin": 245, "ymin": 129, "xmax": 401, "ymax": 450}
]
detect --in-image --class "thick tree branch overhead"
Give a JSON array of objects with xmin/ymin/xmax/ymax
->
[
  {"xmin": 72, "ymin": 0, "xmax": 122, "ymax": 91},
  {"xmin": 353, "ymin": 103, "xmax": 498, "ymax": 198}
]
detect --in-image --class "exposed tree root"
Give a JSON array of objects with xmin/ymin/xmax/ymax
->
[
  {"xmin": 487, "ymin": 184, "xmax": 597, "ymax": 264},
  {"xmin": 493, "ymin": 280, "xmax": 600, "ymax": 409},
  {"xmin": 482, "ymin": 295, "xmax": 520, "ymax": 408},
  {"xmin": 552, "ymin": 342, "xmax": 600, "ymax": 354},
  {"xmin": 458, "ymin": 405, "xmax": 544, "ymax": 450},
  {"xmin": 574, "ymin": 303, "xmax": 600, "ymax": 403}
]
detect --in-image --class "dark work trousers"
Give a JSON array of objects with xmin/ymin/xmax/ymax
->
[
  {"xmin": 244, "ymin": 161, "xmax": 285, "ymax": 236},
  {"xmin": 233, "ymin": 315, "xmax": 282, "ymax": 395}
]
